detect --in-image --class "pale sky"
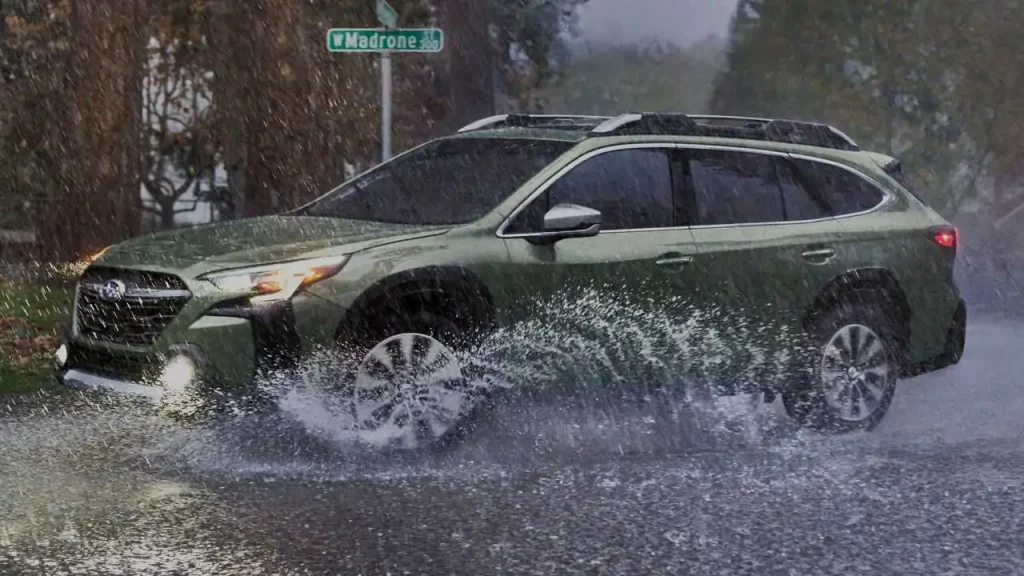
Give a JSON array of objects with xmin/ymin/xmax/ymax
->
[{"xmin": 579, "ymin": 0, "xmax": 739, "ymax": 46}]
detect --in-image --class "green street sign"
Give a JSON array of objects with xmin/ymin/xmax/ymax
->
[
  {"xmin": 376, "ymin": 0, "xmax": 398, "ymax": 28},
  {"xmin": 327, "ymin": 28, "xmax": 444, "ymax": 53}
]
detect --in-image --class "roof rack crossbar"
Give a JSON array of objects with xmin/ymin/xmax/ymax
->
[
  {"xmin": 458, "ymin": 115, "xmax": 511, "ymax": 133},
  {"xmin": 588, "ymin": 113, "xmax": 859, "ymax": 151},
  {"xmin": 457, "ymin": 114, "xmax": 610, "ymax": 133},
  {"xmin": 591, "ymin": 114, "xmax": 644, "ymax": 134},
  {"xmin": 592, "ymin": 113, "xmax": 701, "ymax": 136}
]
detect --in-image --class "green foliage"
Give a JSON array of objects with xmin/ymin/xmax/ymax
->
[
  {"xmin": 0, "ymin": 282, "xmax": 70, "ymax": 330},
  {"xmin": 0, "ymin": 282, "xmax": 70, "ymax": 396}
]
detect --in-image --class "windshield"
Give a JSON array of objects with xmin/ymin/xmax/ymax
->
[{"xmin": 298, "ymin": 138, "xmax": 572, "ymax": 225}]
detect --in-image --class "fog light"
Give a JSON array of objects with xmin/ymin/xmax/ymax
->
[
  {"xmin": 54, "ymin": 344, "xmax": 68, "ymax": 369},
  {"xmin": 160, "ymin": 354, "xmax": 197, "ymax": 394}
]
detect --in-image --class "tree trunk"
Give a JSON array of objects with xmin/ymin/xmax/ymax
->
[
  {"xmin": 206, "ymin": 0, "xmax": 250, "ymax": 220},
  {"xmin": 38, "ymin": 0, "xmax": 145, "ymax": 261},
  {"xmin": 159, "ymin": 202, "xmax": 176, "ymax": 230},
  {"xmin": 436, "ymin": 0, "xmax": 495, "ymax": 135}
]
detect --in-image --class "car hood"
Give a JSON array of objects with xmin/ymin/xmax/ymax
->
[{"xmin": 98, "ymin": 216, "xmax": 450, "ymax": 274}]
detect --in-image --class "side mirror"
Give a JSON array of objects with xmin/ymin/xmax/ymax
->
[{"xmin": 528, "ymin": 203, "xmax": 601, "ymax": 245}]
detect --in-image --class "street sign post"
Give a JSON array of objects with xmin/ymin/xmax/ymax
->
[
  {"xmin": 376, "ymin": 0, "xmax": 398, "ymax": 29},
  {"xmin": 382, "ymin": 48, "xmax": 392, "ymax": 162},
  {"xmin": 327, "ymin": 18, "xmax": 444, "ymax": 162}
]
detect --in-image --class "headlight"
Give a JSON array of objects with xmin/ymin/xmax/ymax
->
[{"xmin": 199, "ymin": 255, "xmax": 349, "ymax": 303}]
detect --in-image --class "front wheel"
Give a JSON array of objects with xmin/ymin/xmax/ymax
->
[
  {"xmin": 352, "ymin": 331, "xmax": 473, "ymax": 449},
  {"xmin": 784, "ymin": 297, "xmax": 901, "ymax": 433},
  {"xmin": 339, "ymin": 310, "xmax": 482, "ymax": 450}
]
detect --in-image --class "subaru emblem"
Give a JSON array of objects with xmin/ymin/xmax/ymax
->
[{"xmin": 99, "ymin": 279, "xmax": 127, "ymax": 300}]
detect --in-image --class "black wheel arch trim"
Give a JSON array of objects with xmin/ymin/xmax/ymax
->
[
  {"xmin": 207, "ymin": 298, "xmax": 303, "ymax": 375},
  {"xmin": 334, "ymin": 265, "xmax": 498, "ymax": 342},
  {"xmin": 803, "ymin": 267, "xmax": 913, "ymax": 352},
  {"xmin": 904, "ymin": 299, "xmax": 966, "ymax": 377}
]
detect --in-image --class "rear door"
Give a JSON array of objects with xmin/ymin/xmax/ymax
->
[
  {"xmin": 679, "ymin": 147, "xmax": 848, "ymax": 389},
  {"xmin": 786, "ymin": 155, "xmax": 960, "ymax": 359},
  {"xmin": 498, "ymin": 144, "xmax": 698, "ymax": 359}
]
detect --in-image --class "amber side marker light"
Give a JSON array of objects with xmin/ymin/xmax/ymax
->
[{"xmin": 85, "ymin": 246, "xmax": 111, "ymax": 264}]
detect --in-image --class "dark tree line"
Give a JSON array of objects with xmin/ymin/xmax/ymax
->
[{"xmin": 713, "ymin": 0, "xmax": 1024, "ymax": 223}]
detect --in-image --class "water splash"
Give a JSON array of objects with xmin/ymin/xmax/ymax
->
[{"xmin": 261, "ymin": 289, "xmax": 808, "ymax": 452}]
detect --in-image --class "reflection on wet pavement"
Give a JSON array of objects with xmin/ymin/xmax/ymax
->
[{"xmin": 2, "ymin": 318, "xmax": 1024, "ymax": 575}]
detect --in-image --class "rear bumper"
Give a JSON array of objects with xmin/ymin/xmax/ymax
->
[{"xmin": 904, "ymin": 299, "xmax": 967, "ymax": 377}]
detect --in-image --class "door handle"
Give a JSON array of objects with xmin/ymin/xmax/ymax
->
[
  {"xmin": 655, "ymin": 255, "xmax": 694, "ymax": 267},
  {"xmin": 801, "ymin": 247, "xmax": 836, "ymax": 261}
]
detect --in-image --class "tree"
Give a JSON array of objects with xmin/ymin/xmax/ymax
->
[
  {"xmin": 140, "ymin": 1, "xmax": 217, "ymax": 229},
  {"xmin": 1, "ymin": 0, "xmax": 73, "ymax": 243},
  {"xmin": 531, "ymin": 38, "xmax": 725, "ymax": 115},
  {"xmin": 199, "ymin": 0, "xmax": 592, "ymax": 218},
  {"xmin": 1, "ymin": 0, "xmax": 146, "ymax": 260},
  {"xmin": 712, "ymin": 0, "xmax": 1024, "ymax": 220},
  {"xmin": 201, "ymin": 0, "xmax": 382, "ymax": 218}
]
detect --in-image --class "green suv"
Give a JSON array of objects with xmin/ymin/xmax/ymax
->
[{"xmin": 56, "ymin": 113, "xmax": 967, "ymax": 447}]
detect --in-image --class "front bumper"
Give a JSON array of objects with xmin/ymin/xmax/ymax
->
[
  {"xmin": 60, "ymin": 368, "xmax": 165, "ymax": 402},
  {"xmin": 57, "ymin": 288, "xmax": 345, "ymax": 401},
  {"xmin": 58, "ymin": 312, "xmax": 257, "ymax": 396}
]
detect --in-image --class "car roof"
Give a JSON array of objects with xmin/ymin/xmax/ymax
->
[{"xmin": 449, "ymin": 129, "xmax": 886, "ymax": 178}]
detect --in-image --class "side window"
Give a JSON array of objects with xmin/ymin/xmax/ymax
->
[
  {"xmin": 505, "ymin": 148, "xmax": 674, "ymax": 233},
  {"xmin": 776, "ymin": 160, "xmax": 831, "ymax": 221},
  {"xmin": 792, "ymin": 159, "xmax": 885, "ymax": 215},
  {"xmin": 687, "ymin": 150, "xmax": 784, "ymax": 225}
]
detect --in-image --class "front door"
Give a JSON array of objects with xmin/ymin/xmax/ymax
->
[{"xmin": 498, "ymin": 145, "xmax": 698, "ymax": 391}]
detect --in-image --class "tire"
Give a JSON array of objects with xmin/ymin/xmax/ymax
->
[
  {"xmin": 336, "ymin": 306, "xmax": 483, "ymax": 450},
  {"xmin": 783, "ymin": 292, "xmax": 903, "ymax": 433}
]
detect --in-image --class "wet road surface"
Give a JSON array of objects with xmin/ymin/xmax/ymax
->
[{"xmin": 2, "ymin": 316, "xmax": 1023, "ymax": 575}]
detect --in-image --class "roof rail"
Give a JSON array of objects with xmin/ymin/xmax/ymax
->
[
  {"xmin": 457, "ymin": 114, "xmax": 611, "ymax": 133},
  {"xmin": 590, "ymin": 113, "xmax": 859, "ymax": 151},
  {"xmin": 691, "ymin": 115, "xmax": 859, "ymax": 149},
  {"xmin": 689, "ymin": 114, "xmax": 773, "ymax": 126}
]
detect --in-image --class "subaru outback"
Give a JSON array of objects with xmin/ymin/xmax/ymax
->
[{"xmin": 55, "ymin": 113, "xmax": 967, "ymax": 448}]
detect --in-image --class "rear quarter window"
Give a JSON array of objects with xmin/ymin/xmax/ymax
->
[
  {"xmin": 792, "ymin": 159, "xmax": 885, "ymax": 216},
  {"xmin": 883, "ymin": 161, "xmax": 929, "ymax": 205}
]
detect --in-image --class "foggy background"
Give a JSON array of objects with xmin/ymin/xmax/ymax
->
[
  {"xmin": 0, "ymin": 0, "xmax": 1020, "ymax": 312},
  {"xmin": 580, "ymin": 0, "xmax": 737, "ymax": 46}
]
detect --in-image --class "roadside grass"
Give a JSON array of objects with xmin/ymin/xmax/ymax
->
[{"xmin": 0, "ymin": 283, "xmax": 71, "ymax": 396}]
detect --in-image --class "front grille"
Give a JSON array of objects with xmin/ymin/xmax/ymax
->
[
  {"xmin": 75, "ymin": 267, "xmax": 191, "ymax": 346},
  {"xmin": 66, "ymin": 343, "xmax": 159, "ymax": 382}
]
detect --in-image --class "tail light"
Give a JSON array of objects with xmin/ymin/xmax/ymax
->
[{"xmin": 929, "ymin": 226, "xmax": 958, "ymax": 251}]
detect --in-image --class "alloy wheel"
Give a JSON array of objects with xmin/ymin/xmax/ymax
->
[
  {"xmin": 352, "ymin": 332, "xmax": 469, "ymax": 448},
  {"xmin": 818, "ymin": 323, "xmax": 895, "ymax": 422}
]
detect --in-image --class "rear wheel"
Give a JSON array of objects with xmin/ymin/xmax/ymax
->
[{"xmin": 784, "ymin": 295, "xmax": 902, "ymax": 433}]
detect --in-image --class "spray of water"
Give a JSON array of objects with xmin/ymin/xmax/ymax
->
[{"xmin": 259, "ymin": 289, "xmax": 809, "ymax": 453}]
